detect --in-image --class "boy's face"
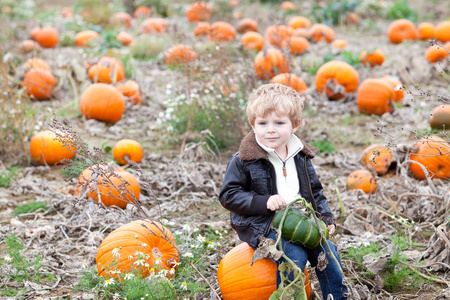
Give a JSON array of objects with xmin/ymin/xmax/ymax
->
[{"xmin": 251, "ymin": 111, "xmax": 300, "ymax": 155}]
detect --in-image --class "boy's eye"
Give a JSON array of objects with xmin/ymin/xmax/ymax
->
[
  {"xmin": 277, "ymin": 122, "xmax": 284, "ymax": 125},
  {"xmin": 258, "ymin": 122, "xmax": 266, "ymax": 125}
]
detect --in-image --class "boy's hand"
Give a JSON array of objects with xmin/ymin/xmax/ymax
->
[
  {"xmin": 328, "ymin": 224, "xmax": 336, "ymax": 236},
  {"xmin": 267, "ymin": 195, "xmax": 286, "ymax": 211}
]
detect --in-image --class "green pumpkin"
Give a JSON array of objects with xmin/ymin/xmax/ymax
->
[{"xmin": 272, "ymin": 207, "xmax": 329, "ymax": 249}]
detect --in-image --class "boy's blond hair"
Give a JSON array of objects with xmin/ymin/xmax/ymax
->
[{"xmin": 246, "ymin": 83, "xmax": 304, "ymax": 126}]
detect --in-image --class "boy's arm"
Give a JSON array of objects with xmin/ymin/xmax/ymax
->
[
  {"xmin": 219, "ymin": 156, "xmax": 271, "ymax": 216},
  {"xmin": 306, "ymin": 159, "xmax": 336, "ymax": 227}
]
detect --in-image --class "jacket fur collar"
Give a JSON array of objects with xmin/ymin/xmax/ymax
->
[{"xmin": 238, "ymin": 131, "xmax": 319, "ymax": 161}]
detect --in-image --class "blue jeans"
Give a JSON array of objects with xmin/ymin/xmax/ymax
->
[{"xmin": 267, "ymin": 229, "xmax": 348, "ymax": 300}]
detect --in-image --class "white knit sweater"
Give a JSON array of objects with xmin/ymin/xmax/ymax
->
[{"xmin": 256, "ymin": 134, "xmax": 304, "ymax": 204}]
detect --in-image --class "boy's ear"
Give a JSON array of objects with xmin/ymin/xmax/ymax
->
[{"xmin": 292, "ymin": 119, "xmax": 301, "ymax": 132}]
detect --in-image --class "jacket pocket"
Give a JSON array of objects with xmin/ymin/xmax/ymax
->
[{"xmin": 249, "ymin": 169, "xmax": 271, "ymax": 195}]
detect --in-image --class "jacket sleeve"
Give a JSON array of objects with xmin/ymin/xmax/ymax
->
[
  {"xmin": 306, "ymin": 158, "xmax": 336, "ymax": 226},
  {"xmin": 219, "ymin": 155, "xmax": 271, "ymax": 216}
]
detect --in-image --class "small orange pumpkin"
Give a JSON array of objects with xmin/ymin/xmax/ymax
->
[
  {"xmin": 236, "ymin": 18, "xmax": 258, "ymax": 34},
  {"xmin": 265, "ymin": 25, "xmax": 293, "ymax": 48},
  {"xmin": 22, "ymin": 69, "xmax": 57, "ymax": 100},
  {"xmin": 346, "ymin": 12, "xmax": 360, "ymax": 25},
  {"xmin": 282, "ymin": 36, "xmax": 310, "ymax": 55},
  {"xmin": 77, "ymin": 163, "xmax": 120, "ymax": 196},
  {"xmin": 361, "ymin": 144, "xmax": 393, "ymax": 175},
  {"xmin": 164, "ymin": 44, "xmax": 198, "ymax": 67},
  {"xmin": 79, "ymin": 83, "xmax": 125, "ymax": 124},
  {"xmin": 20, "ymin": 40, "xmax": 39, "ymax": 53},
  {"xmin": 418, "ymin": 22, "xmax": 435, "ymax": 40},
  {"xmin": 61, "ymin": 7, "xmax": 73, "ymax": 18},
  {"xmin": 356, "ymin": 78, "xmax": 394, "ymax": 115},
  {"xmin": 425, "ymin": 44, "xmax": 449, "ymax": 63},
  {"xmin": 74, "ymin": 30, "xmax": 100, "ymax": 47},
  {"xmin": 30, "ymin": 130, "xmax": 76, "ymax": 165},
  {"xmin": 288, "ymin": 16, "xmax": 312, "ymax": 29},
  {"xmin": 430, "ymin": 105, "xmax": 450, "ymax": 130},
  {"xmin": 346, "ymin": 169, "xmax": 377, "ymax": 194},
  {"xmin": 194, "ymin": 22, "xmax": 211, "ymax": 37},
  {"xmin": 24, "ymin": 58, "xmax": 50, "ymax": 71},
  {"xmin": 409, "ymin": 136, "xmax": 450, "ymax": 180},
  {"xmin": 115, "ymin": 80, "xmax": 142, "ymax": 104},
  {"xmin": 209, "ymin": 21, "xmax": 236, "ymax": 42},
  {"xmin": 270, "ymin": 73, "xmax": 307, "ymax": 94},
  {"xmin": 185, "ymin": 2, "xmax": 213, "ymax": 22},
  {"xmin": 241, "ymin": 31, "xmax": 264, "ymax": 51},
  {"xmin": 116, "ymin": 31, "xmax": 133, "ymax": 46},
  {"xmin": 315, "ymin": 60, "xmax": 359, "ymax": 100},
  {"xmin": 30, "ymin": 26, "xmax": 59, "ymax": 48},
  {"xmin": 332, "ymin": 39, "xmax": 348, "ymax": 50},
  {"xmin": 218, "ymin": 242, "xmax": 311, "ymax": 300},
  {"xmin": 134, "ymin": 6, "xmax": 151, "ymax": 19},
  {"xmin": 309, "ymin": 24, "xmax": 335, "ymax": 43},
  {"xmin": 113, "ymin": 139, "xmax": 144, "ymax": 165},
  {"xmin": 96, "ymin": 220, "xmax": 179, "ymax": 279},
  {"xmin": 111, "ymin": 12, "xmax": 132, "ymax": 28},
  {"xmin": 88, "ymin": 56, "xmax": 125, "ymax": 84},
  {"xmin": 140, "ymin": 18, "xmax": 167, "ymax": 34},
  {"xmin": 254, "ymin": 48, "xmax": 290, "ymax": 80},
  {"xmin": 280, "ymin": 1, "xmax": 297, "ymax": 12},
  {"xmin": 387, "ymin": 19, "xmax": 418, "ymax": 44},
  {"xmin": 435, "ymin": 21, "xmax": 450, "ymax": 43},
  {"xmin": 359, "ymin": 49, "xmax": 385, "ymax": 67}
]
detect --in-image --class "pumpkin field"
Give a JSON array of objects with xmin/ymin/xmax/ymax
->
[{"xmin": 1, "ymin": 0, "xmax": 450, "ymax": 299}]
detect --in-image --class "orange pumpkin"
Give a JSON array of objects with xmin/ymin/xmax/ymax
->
[
  {"xmin": 140, "ymin": 18, "xmax": 167, "ymax": 34},
  {"xmin": 254, "ymin": 48, "xmax": 290, "ymax": 80},
  {"xmin": 164, "ymin": 44, "xmax": 198, "ymax": 67},
  {"xmin": 116, "ymin": 31, "xmax": 133, "ymax": 46},
  {"xmin": 61, "ymin": 7, "xmax": 73, "ymax": 18},
  {"xmin": 30, "ymin": 130, "xmax": 76, "ymax": 165},
  {"xmin": 115, "ymin": 80, "xmax": 142, "ymax": 104},
  {"xmin": 270, "ymin": 73, "xmax": 307, "ymax": 94},
  {"xmin": 80, "ymin": 83, "xmax": 125, "ymax": 124},
  {"xmin": 361, "ymin": 144, "xmax": 393, "ymax": 175},
  {"xmin": 74, "ymin": 30, "xmax": 100, "ymax": 47},
  {"xmin": 292, "ymin": 28, "xmax": 311, "ymax": 40},
  {"xmin": 435, "ymin": 21, "xmax": 450, "ymax": 43},
  {"xmin": 185, "ymin": 2, "xmax": 212, "ymax": 22},
  {"xmin": 346, "ymin": 12, "xmax": 360, "ymax": 25},
  {"xmin": 359, "ymin": 49, "xmax": 385, "ymax": 67},
  {"xmin": 97, "ymin": 220, "xmax": 179, "ymax": 279},
  {"xmin": 134, "ymin": 6, "xmax": 151, "ymax": 19},
  {"xmin": 430, "ymin": 105, "xmax": 450, "ymax": 130},
  {"xmin": 315, "ymin": 60, "xmax": 359, "ymax": 100},
  {"xmin": 111, "ymin": 12, "xmax": 132, "ymax": 28},
  {"xmin": 425, "ymin": 44, "xmax": 449, "ymax": 63},
  {"xmin": 409, "ymin": 136, "xmax": 450, "ymax": 180},
  {"xmin": 241, "ymin": 31, "xmax": 264, "ymax": 51},
  {"xmin": 113, "ymin": 139, "xmax": 144, "ymax": 165},
  {"xmin": 218, "ymin": 242, "xmax": 311, "ymax": 300},
  {"xmin": 20, "ymin": 40, "xmax": 39, "ymax": 53},
  {"xmin": 356, "ymin": 78, "xmax": 394, "ymax": 115},
  {"xmin": 24, "ymin": 58, "xmax": 50, "ymax": 71},
  {"xmin": 387, "ymin": 19, "xmax": 418, "ymax": 44},
  {"xmin": 280, "ymin": 1, "xmax": 297, "ymax": 12},
  {"xmin": 194, "ymin": 22, "xmax": 211, "ymax": 37},
  {"xmin": 22, "ymin": 69, "xmax": 57, "ymax": 100},
  {"xmin": 382, "ymin": 76, "xmax": 404, "ymax": 103},
  {"xmin": 89, "ymin": 168, "xmax": 140, "ymax": 208},
  {"xmin": 236, "ymin": 18, "xmax": 258, "ymax": 34},
  {"xmin": 209, "ymin": 21, "xmax": 236, "ymax": 42},
  {"xmin": 282, "ymin": 36, "xmax": 309, "ymax": 55},
  {"xmin": 309, "ymin": 24, "xmax": 335, "ymax": 43},
  {"xmin": 418, "ymin": 22, "xmax": 435, "ymax": 40},
  {"xmin": 88, "ymin": 56, "xmax": 125, "ymax": 84},
  {"xmin": 332, "ymin": 39, "xmax": 347, "ymax": 50},
  {"xmin": 265, "ymin": 25, "xmax": 293, "ymax": 48},
  {"xmin": 288, "ymin": 16, "xmax": 312, "ymax": 29},
  {"xmin": 77, "ymin": 163, "xmax": 120, "ymax": 196},
  {"xmin": 346, "ymin": 169, "xmax": 377, "ymax": 194},
  {"xmin": 30, "ymin": 26, "xmax": 59, "ymax": 48}
]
